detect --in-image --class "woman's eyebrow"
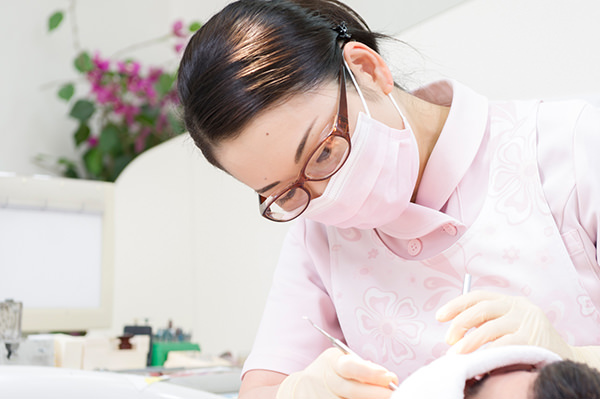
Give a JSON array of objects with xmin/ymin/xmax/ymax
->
[
  {"xmin": 256, "ymin": 180, "xmax": 280, "ymax": 195},
  {"xmin": 295, "ymin": 117, "xmax": 317, "ymax": 163},
  {"xmin": 256, "ymin": 117, "xmax": 318, "ymax": 194}
]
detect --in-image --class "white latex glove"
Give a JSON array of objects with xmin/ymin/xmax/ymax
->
[
  {"xmin": 276, "ymin": 348, "xmax": 398, "ymax": 399},
  {"xmin": 435, "ymin": 290, "xmax": 600, "ymax": 370}
]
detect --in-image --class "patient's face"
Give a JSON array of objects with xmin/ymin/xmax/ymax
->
[{"xmin": 468, "ymin": 370, "xmax": 538, "ymax": 399}]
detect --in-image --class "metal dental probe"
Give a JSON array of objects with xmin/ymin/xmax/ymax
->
[
  {"xmin": 303, "ymin": 316, "xmax": 399, "ymax": 391},
  {"xmin": 462, "ymin": 273, "xmax": 472, "ymax": 295}
]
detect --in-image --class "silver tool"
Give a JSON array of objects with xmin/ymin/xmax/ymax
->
[
  {"xmin": 462, "ymin": 273, "xmax": 472, "ymax": 295},
  {"xmin": 303, "ymin": 317, "xmax": 399, "ymax": 391}
]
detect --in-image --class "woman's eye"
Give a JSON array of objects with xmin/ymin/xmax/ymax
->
[
  {"xmin": 315, "ymin": 145, "xmax": 332, "ymax": 163},
  {"xmin": 278, "ymin": 188, "xmax": 296, "ymax": 204}
]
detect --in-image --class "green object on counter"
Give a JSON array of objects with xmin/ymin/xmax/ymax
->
[{"xmin": 151, "ymin": 342, "xmax": 201, "ymax": 366}]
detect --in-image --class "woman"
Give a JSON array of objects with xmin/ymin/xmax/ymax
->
[{"xmin": 177, "ymin": 0, "xmax": 600, "ymax": 398}]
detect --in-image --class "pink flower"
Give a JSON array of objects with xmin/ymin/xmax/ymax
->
[
  {"xmin": 168, "ymin": 90, "xmax": 180, "ymax": 105},
  {"xmin": 92, "ymin": 85, "xmax": 114, "ymax": 105},
  {"xmin": 148, "ymin": 67, "xmax": 163, "ymax": 82},
  {"xmin": 92, "ymin": 52, "xmax": 110, "ymax": 72},
  {"xmin": 156, "ymin": 113, "xmax": 168, "ymax": 130},
  {"xmin": 117, "ymin": 60, "xmax": 141, "ymax": 76},
  {"xmin": 174, "ymin": 42, "xmax": 185, "ymax": 53},
  {"xmin": 127, "ymin": 75, "xmax": 143, "ymax": 92},
  {"xmin": 144, "ymin": 84, "xmax": 157, "ymax": 104},
  {"xmin": 135, "ymin": 128, "xmax": 151, "ymax": 153},
  {"xmin": 172, "ymin": 20, "xmax": 186, "ymax": 38},
  {"xmin": 87, "ymin": 70, "xmax": 100, "ymax": 84},
  {"xmin": 121, "ymin": 104, "xmax": 140, "ymax": 126},
  {"xmin": 113, "ymin": 101, "xmax": 126, "ymax": 115},
  {"xmin": 88, "ymin": 136, "xmax": 99, "ymax": 147}
]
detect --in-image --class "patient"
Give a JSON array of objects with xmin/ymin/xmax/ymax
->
[
  {"xmin": 391, "ymin": 346, "xmax": 600, "ymax": 399},
  {"xmin": 465, "ymin": 359, "xmax": 600, "ymax": 399}
]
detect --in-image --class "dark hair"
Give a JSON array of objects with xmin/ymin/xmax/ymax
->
[
  {"xmin": 177, "ymin": 0, "xmax": 386, "ymax": 169},
  {"xmin": 464, "ymin": 360, "xmax": 600, "ymax": 399},
  {"xmin": 532, "ymin": 360, "xmax": 600, "ymax": 399}
]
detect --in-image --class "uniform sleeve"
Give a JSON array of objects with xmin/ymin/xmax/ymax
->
[
  {"xmin": 573, "ymin": 103, "xmax": 600, "ymax": 263},
  {"xmin": 241, "ymin": 219, "xmax": 342, "ymax": 377}
]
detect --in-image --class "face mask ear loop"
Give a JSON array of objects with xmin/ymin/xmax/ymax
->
[
  {"xmin": 342, "ymin": 57, "xmax": 371, "ymax": 117},
  {"xmin": 387, "ymin": 92, "xmax": 412, "ymax": 131}
]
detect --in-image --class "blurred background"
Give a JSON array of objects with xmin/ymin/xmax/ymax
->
[
  {"xmin": 2, "ymin": 0, "xmax": 600, "ymax": 177},
  {"xmin": 1, "ymin": 0, "xmax": 600, "ymax": 365}
]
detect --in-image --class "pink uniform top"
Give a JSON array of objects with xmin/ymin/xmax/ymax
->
[{"xmin": 242, "ymin": 80, "xmax": 600, "ymax": 380}]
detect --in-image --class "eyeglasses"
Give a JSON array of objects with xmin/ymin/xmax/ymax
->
[
  {"xmin": 258, "ymin": 64, "xmax": 350, "ymax": 222},
  {"xmin": 464, "ymin": 363, "xmax": 538, "ymax": 396}
]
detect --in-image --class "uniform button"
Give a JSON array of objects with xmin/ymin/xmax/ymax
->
[
  {"xmin": 442, "ymin": 223, "xmax": 458, "ymax": 236},
  {"xmin": 407, "ymin": 238, "xmax": 423, "ymax": 256}
]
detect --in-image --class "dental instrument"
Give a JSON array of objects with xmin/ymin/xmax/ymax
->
[
  {"xmin": 462, "ymin": 273, "xmax": 472, "ymax": 295},
  {"xmin": 303, "ymin": 317, "xmax": 399, "ymax": 391}
]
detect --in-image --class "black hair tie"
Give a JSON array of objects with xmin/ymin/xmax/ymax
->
[{"xmin": 333, "ymin": 21, "xmax": 352, "ymax": 41}]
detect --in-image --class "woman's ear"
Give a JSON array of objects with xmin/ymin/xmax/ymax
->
[{"xmin": 342, "ymin": 42, "xmax": 394, "ymax": 95}]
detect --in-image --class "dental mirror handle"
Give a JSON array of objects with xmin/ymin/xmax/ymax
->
[
  {"xmin": 303, "ymin": 317, "xmax": 398, "ymax": 391},
  {"xmin": 462, "ymin": 273, "xmax": 472, "ymax": 295}
]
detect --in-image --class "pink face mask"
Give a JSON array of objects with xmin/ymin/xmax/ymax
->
[{"xmin": 302, "ymin": 67, "xmax": 420, "ymax": 229}]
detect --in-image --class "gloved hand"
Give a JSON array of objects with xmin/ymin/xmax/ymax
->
[
  {"xmin": 276, "ymin": 348, "xmax": 398, "ymax": 399},
  {"xmin": 435, "ymin": 291, "xmax": 600, "ymax": 370}
]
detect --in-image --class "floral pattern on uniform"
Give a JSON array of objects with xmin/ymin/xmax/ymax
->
[
  {"xmin": 578, "ymin": 295, "xmax": 600, "ymax": 319},
  {"xmin": 356, "ymin": 288, "xmax": 425, "ymax": 364},
  {"xmin": 489, "ymin": 104, "xmax": 548, "ymax": 224}
]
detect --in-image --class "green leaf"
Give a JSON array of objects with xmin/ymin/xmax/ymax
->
[
  {"xmin": 144, "ymin": 132, "xmax": 162, "ymax": 150},
  {"xmin": 156, "ymin": 72, "xmax": 175, "ymax": 96},
  {"xmin": 69, "ymin": 99, "xmax": 95, "ymax": 121},
  {"xmin": 136, "ymin": 107, "xmax": 159, "ymax": 127},
  {"xmin": 188, "ymin": 21, "xmax": 202, "ymax": 32},
  {"xmin": 74, "ymin": 123, "xmax": 91, "ymax": 146},
  {"xmin": 57, "ymin": 83, "xmax": 75, "ymax": 101},
  {"xmin": 99, "ymin": 124, "xmax": 122, "ymax": 155},
  {"xmin": 134, "ymin": 114, "xmax": 154, "ymax": 126},
  {"xmin": 58, "ymin": 157, "xmax": 79, "ymax": 178},
  {"xmin": 83, "ymin": 147, "xmax": 103, "ymax": 176},
  {"xmin": 74, "ymin": 51, "xmax": 94, "ymax": 73},
  {"xmin": 135, "ymin": 105, "xmax": 158, "ymax": 125},
  {"xmin": 63, "ymin": 168, "xmax": 79, "ymax": 178},
  {"xmin": 58, "ymin": 157, "xmax": 76, "ymax": 167},
  {"xmin": 48, "ymin": 11, "xmax": 64, "ymax": 32},
  {"xmin": 111, "ymin": 154, "xmax": 134, "ymax": 181}
]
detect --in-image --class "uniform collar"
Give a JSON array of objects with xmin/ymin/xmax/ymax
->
[
  {"xmin": 412, "ymin": 80, "xmax": 489, "ymax": 211},
  {"xmin": 378, "ymin": 80, "xmax": 488, "ymax": 239}
]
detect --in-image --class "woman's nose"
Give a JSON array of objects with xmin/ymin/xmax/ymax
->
[{"xmin": 305, "ymin": 179, "xmax": 330, "ymax": 200}]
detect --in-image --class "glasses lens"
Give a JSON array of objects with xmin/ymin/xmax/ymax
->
[
  {"xmin": 305, "ymin": 135, "xmax": 350, "ymax": 180},
  {"xmin": 264, "ymin": 187, "xmax": 310, "ymax": 221}
]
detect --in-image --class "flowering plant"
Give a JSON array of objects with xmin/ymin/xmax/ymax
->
[{"xmin": 41, "ymin": 4, "xmax": 200, "ymax": 182}]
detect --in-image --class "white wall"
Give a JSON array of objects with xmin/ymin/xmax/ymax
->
[
  {"xmin": 394, "ymin": 0, "xmax": 600, "ymax": 99},
  {"xmin": 112, "ymin": 135, "xmax": 290, "ymax": 356},
  {"xmin": 4, "ymin": 0, "xmax": 600, "ymax": 358}
]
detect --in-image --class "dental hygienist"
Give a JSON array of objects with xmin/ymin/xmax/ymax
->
[{"xmin": 177, "ymin": 0, "xmax": 600, "ymax": 398}]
